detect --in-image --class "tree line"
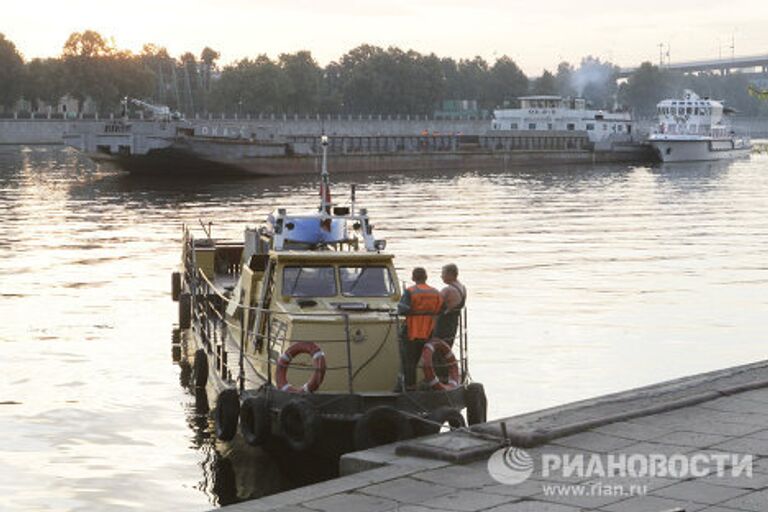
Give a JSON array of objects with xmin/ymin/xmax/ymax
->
[{"xmin": 1, "ymin": 31, "xmax": 766, "ymax": 117}]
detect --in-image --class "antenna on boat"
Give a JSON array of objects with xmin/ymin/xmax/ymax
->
[{"xmin": 319, "ymin": 135, "xmax": 331, "ymax": 215}]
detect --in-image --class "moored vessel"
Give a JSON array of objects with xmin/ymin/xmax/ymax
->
[
  {"xmin": 648, "ymin": 90, "xmax": 752, "ymax": 162},
  {"xmin": 63, "ymin": 98, "xmax": 655, "ymax": 177},
  {"xmin": 173, "ymin": 136, "xmax": 487, "ymax": 456},
  {"xmin": 491, "ymin": 95, "xmax": 635, "ymax": 149}
]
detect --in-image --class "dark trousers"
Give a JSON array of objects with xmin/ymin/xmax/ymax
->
[{"xmin": 402, "ymin": 339, "xmax": 426, "ymax": 387}]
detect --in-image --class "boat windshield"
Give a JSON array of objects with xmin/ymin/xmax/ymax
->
[
  {"xmin": 340, "ymin": 266, "xmax": 395, "ymax": 297},
  {"xmin": 282, "ymin": 266, "xmax": 337, "ymax": 297}
]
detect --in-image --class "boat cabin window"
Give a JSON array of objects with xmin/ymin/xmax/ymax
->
[
  {"xmin": 282, "ymin": 266, "xmax": 337, "ymax": 297},
  {"xmin": 339, "ymin": 266, "xmax": 395, "ymax": 297}
]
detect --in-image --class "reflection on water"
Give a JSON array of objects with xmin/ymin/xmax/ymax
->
[{"xmin": 1, "ymin": 146, "xmax": 767, "ymax": 510}]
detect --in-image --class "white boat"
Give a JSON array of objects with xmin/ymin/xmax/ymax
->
[
  {"xmin": 648, "ymin": 90, "xmax": 751, "ymax": 162},
  {"xmin": 490, "ymin": 95, "xmax": 635, "ymax": 148}
]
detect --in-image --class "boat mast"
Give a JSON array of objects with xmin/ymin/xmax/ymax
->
[{"xmin": 319, "ymin": 135, "xmax": 331, "ymax": 214}]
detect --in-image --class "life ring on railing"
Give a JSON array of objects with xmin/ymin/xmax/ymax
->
[
  {"xmin": 420, "ymin": 340, "xmax": 460, "ymax": 391},
  {"xmin": 275, "ymin": 342, "xmax": 327, "ymax": 393}
]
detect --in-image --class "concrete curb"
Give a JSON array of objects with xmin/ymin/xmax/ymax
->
[{"xmin": 473, "ymin": 361, "xmax": 768, "ymax": 448}]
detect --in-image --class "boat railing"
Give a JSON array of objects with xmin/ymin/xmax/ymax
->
[{"xmin": 183, "ymin": 230, "xmax": 469, "ymax": 394}]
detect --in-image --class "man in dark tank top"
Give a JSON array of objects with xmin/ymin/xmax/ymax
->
[{"xmin": 434, "ymin": 263, "xmax": 466, "ymax": 347}]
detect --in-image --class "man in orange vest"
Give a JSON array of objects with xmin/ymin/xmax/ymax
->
[{"xmin": 398, "ymin": 267, "xmax": 443, "ymax": 388}]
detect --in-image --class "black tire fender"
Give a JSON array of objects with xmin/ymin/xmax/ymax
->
[
  {"xmin": 179, "ymin": 292, "xmax": 191, "ymax": 329},
  {"xmin": 240, "ymin": 396, "xmax": 271, "ymax": 446},
  {"xmin": 279, "ymin": 398, "xmax": 319, "ymax": 452},
  {"xmin": 192, "ymin": 349, "xmax": 209, "ymax": 389},
  {"xmin": 214, "ymin": 388, "xmax": 240, "ymax": 441},
  {"xmin": 465, "ymin": 382, "xmax": 488, "ymax": 425},
  {"xmin": 172, "ymin": 272, "xmax": 181, "ymax": 302},
  {"xmin": 354, "ymin": 406, "xmax": 414, "ymax": 450}
]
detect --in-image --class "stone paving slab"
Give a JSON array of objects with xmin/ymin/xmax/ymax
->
[
  {"xmin": 420, "ymin": 489, "xmax": 513, "ymax": 511},
  {"xmin": 395, "ymin": 430, "xmax": 503, "ymax": 463},
  {"xmin": 695, "ymin": 469, "xmax": 768, "ymax": 490},
  {"xmin": 712, "ymin": 436, "xmax": 768, "ymax": 457},
  {"xmin": 646, "ymin": 430, "xmax": 732, "ymax": 448},
  {"xmin": 651, "ymin": 479, "xmax": 751, "ymax": 505},
  {"xmin": 357, "ymin": 477, "xmax": 454, "ymax": 503},
  {"xmin": 411, "ymin": 464, "xmax": 499, "ymax": 489},
  {"xmin": 302, "ymin": 492, "xmax": 397, "ymax": 512},
  {"xmin": 599, "ymin": 493, "xmax": 707, "ymax": 511},
  {"xmin": 486, "ymin": 503, "xmax": 582, "ymax": 512},
  {"xmin": 593, "ymin": 421, "xmax": 676, "ymax": 441},
  {"xmin": 550, "ymin": 431, "xmax": 640, "ymax": 453},
  {"xmin": 717, "ymin": 488, "xmax": 768, "ymax": 511}
]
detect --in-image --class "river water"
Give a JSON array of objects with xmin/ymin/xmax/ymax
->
[{"xmin": 1, "ymin": 145, "xmax": 767, "ymax": 510}]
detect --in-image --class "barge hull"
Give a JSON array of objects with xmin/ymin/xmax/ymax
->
[{"xmin": 106, "ymin": 146, "xmax": 656, "ymax": 176}]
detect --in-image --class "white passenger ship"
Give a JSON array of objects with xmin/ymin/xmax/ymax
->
[
  {"xmin": 648, "ymin": 90, "xmax": 751, "ymax": 162},
  {"xmin": 491, "ymin": 95, "xmax": 634, "ymax": 147}
]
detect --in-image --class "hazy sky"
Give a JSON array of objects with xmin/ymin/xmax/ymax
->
[{"xmin": 4, "ymin": 0, "xmax": 767, "ymax": 73}]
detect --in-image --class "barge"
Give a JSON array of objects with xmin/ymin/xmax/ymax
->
[{"xmin": 64, "ymin": 99, "xmax": 655, "ymax": 177}]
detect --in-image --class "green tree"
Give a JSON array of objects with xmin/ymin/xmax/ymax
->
[
  {"xmin": 61, "ymin": 30, "xmax": 115, "ymax": 112},
  {"xmin": 23, "ymin": 58, "xmax": 67, "ymax": 111},
  {"xmin": 457, "ymin": 56, "xmax": 489, "ymax": 105},
  {"xmin": 278, "ymin": 51, "xmax": 321, "ymax": 113},
  {"xmin": 62, "ymin": 30, "xmax": 113, "ymax": 58},
  {"xmin": 487, "ymin": 56, "xmax": 528, "ymax": 108},
  {"xmin": 209, "ymin": 55, "xmax": 284, "ymax": 114},
  {"xmin": 0, "ymin": 33, "xmax": 25, "ymax": 110},
  {"xmin": 554, "ymin": 61, "xmax": 576, "ymax": 97},
  {"xmin": 532, "ymin": 70, "xmax": 557, "ymax": 95},
  {"xmin": 140, "ymin": 44, "xmax": 175, "ymax": 107},
  {"xmin": 618, "ymin": 62, "xmax": 675, "ymax": 117}
]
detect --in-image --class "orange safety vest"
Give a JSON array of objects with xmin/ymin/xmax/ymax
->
[{"xmin": 405, "ymin": 283, "xmax": 443, "ymax": 341}]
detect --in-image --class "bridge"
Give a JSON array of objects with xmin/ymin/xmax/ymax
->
[{"xmin": 618, "ymin": 54, "xmax": 768, "ymax": 78}]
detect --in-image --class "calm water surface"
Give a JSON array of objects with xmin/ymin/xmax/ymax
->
[{"xmin": 1, "ymin": 146, "xmax": 767, "ymax": 510}]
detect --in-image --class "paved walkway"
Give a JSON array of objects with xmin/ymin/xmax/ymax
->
[{"xmin": 221, "ymin": 363, "xmax": 768, "ymax": 512}]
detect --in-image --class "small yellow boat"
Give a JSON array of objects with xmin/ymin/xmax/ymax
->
[{"xmin": 172, "ymin": 136, "xmax": 486, "ymax": 455}]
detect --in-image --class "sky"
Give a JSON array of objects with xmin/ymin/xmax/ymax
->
[{"xmin": 3, "ymin": 0, "xmax": 767, "ymax": 74}]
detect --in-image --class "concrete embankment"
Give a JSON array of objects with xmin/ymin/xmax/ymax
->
[
  {"xmin": 222, "ymin": 360, "xmax": 768, "ymax": 512},
  {"xmin": 2, "ymin": 116, "xmax": 768, "ymax": 145}
]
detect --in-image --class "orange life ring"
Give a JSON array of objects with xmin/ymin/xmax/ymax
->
[
  {"xmin": 275, "ymin": 342, "xmax": 326, "ymax": 393},
  {"xmin": 420, "ymin": 339, "xmax": 460, "ymax": 391}
]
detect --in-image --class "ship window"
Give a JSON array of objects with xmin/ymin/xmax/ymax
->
[
  {"xmin": 510, "ymin": 123, "xmax": 518, "ymax": 130},
  {"xmin": 566, "ymin": 123, "xmax": 575, "ymax": 130},
  {"xmin": 340, "ymin": 266, "xmax": 395, "ymax": 297},
  {"xmin": 586, "ymin": 123, "xmax": 594, "ymax": 130},
  {"xmin": 282, "ymin": 266, "xmax": 337, "ymax": 297},
  {"xmin": 686, "ymin": 107, "xmax": 692, "ymax": 115},
  {"xmin": 529, "ymin": 123, "xmax": 536, "ymax": 130}
]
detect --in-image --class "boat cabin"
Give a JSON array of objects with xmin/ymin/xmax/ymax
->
[
  {"xmin": 491, "ymin": 95, "xmax": 633, "ymax": 143},
  {"xmin": 655, "ymin": 90, "xmax": 729, "ymax": 138}
]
